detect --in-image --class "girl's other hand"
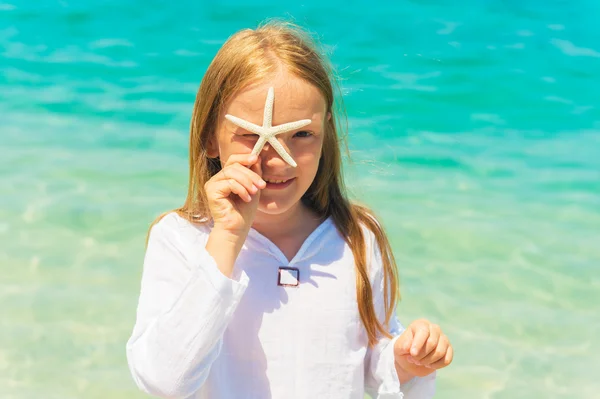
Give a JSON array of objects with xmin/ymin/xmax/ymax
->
[
  {"xmin": 204, "ymin": 154, "xmax": 266, "ymax": 236},
  {"xmin": 393, "ymin": 319, "xmax": 453, "ymax": 381}
]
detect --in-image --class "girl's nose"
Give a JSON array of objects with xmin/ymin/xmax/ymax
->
[{"xmin": 261, "ymin": 138, "xmax": 293, "ymax": 165}]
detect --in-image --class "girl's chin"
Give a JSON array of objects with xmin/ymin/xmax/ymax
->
[
  {"xmin": 256, "ymin": 204, "xmax": 287, "ymax": 215},
  {"xmin": 256, "ymin": 198, "xmax": 298, "ymax": 215}
]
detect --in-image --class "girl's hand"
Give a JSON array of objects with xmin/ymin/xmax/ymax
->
[
  {"xmin": 204, "ymin": 153, "xmax": 266, "ymax": 235},
  {"xmin": 393, "ymin": 319, "xmax": 453, "ymax": 381}
]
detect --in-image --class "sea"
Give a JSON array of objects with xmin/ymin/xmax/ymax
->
[{"xmin": 1, "ymin": 0, "xmax": 599, "ymax": 398}]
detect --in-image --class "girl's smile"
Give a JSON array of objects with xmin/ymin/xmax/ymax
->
[{"xmin": 262, "ymin": 176, "xmax": 296, "ymax": 189}]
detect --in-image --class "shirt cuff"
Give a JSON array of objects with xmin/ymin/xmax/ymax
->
[
  {"xmin": 399, "ymin": 376, "xmax": 417, "ymax": 392},
  {"xmin": 375, "ymin": 334, "xmax": 404, "ymax": 398}
]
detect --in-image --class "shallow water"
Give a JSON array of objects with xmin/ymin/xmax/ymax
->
[{"xmin": 1, "ymin": 1, "xmax": 599, "ymax": 398}]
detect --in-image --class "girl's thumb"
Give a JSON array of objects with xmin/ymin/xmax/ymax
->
[
  {"xmin": 252, "ymin": 156, "xmax": 262, "ymax": 177},
  {"xmin": 398, "ymin": 329, "xmax": 414, "ymax": 355}
]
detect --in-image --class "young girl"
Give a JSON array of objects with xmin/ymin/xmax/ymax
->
[{"xmin": 126, "ymin": 21, "xmax": 453, "ymax": 399}]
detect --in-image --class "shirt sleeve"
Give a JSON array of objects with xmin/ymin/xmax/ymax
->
[
  {"xmin": 364, "ymin": 317, "xmax": 436, "ymax": 399},
  {"xmin": 125, "ymin": 215, "xmax": 249, "ymax": 399},
  {"xmin": 363, "ymin": 229, "xmax": 436, "ymax": 399}
]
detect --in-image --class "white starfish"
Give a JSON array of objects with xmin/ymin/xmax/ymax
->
[{"xmin": 224, "ymin": 87, "xmax": 311, "ymax": 167}]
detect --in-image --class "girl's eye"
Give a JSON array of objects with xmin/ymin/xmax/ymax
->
[
  {"xmin": 243, "ymin": 134, "xmax": 259, "ymax": 139},
  {"xmin": 294, "ymin": 130, "xmax": 313, "ymax": 138}
]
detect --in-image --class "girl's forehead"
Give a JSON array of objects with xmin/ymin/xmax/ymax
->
[{"xmin": 226, "ymin": 75, "xmax": 326, "ymax": 123}]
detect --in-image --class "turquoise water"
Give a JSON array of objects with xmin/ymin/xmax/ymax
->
[{"xmin": 1, "ymin": 1, "xmax": 599, "ymax": 398}]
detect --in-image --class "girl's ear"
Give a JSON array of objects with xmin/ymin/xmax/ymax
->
[
  {"xmin": 327, "ymin": 112, "xmax": 332, "ymax": 121},
  {"xmin": 206, "ymin": 135, "xmax": 219, "ymax": 158}
]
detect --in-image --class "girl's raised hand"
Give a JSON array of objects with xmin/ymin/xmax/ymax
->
[
  {"xmin": 204, "ymin": 153, "xmax": 266, "ymax": 235},
  {"xmin": 393, "ymin": 319, "xmax": 453, "ymax": 381}
]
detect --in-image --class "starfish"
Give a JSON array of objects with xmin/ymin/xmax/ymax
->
[{"xmin": 224, "ymin": 87, "xmax": 311, "ymax": 167}]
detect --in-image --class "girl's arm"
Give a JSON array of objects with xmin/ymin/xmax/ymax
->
[
  {"xmin": 363, "ymin": 230, "xmax": 436, "ymax": 399},
  {"xmin": 126, "ymin": 215, "xmax": 248, "ymax": 398}
]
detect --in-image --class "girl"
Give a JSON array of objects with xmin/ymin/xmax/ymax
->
[{"xmin": 126, "ymin": 21, "xmax": 453, "ymax": 399}]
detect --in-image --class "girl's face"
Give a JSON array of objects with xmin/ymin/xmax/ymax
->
[{"xmin": 210, "ymin": 69, "xmax": 328, "ymax": 218}]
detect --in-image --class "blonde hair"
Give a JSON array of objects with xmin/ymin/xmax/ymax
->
[{"xmin": 152, "ymin": 20, "xmax": 400, "ymax": 347}]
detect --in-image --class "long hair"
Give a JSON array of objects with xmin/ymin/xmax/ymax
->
[{"xmin": 151, "ymin": 20, "xmax": 399, "ymax": 347}]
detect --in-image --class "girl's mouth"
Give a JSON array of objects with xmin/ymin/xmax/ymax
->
[{"xmin": 263, "ymin": 177, "xmax": 295, "ymax": 190}]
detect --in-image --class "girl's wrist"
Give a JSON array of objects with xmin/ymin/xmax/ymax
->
[
  {"xmin": 206, "ymin": 228, "xmax": 248, "ymax": 277},
  {"xmin": 394, "ymin": 361, "xmax": 416, "ymax": 384},
  {"xmin": 212, "ymin": 224, "xmax": 249, "ymax": 243}
]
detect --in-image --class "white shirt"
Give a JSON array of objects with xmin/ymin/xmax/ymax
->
[{"xmin": 126, "ymin": 212, "xmax": 435, "ymax": 399}]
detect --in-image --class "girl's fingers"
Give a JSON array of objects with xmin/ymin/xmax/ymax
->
[
  {"xmin": 394, "ymin": 328, "xmax": 414, "ymax": 357},
  {"xmin": 219, "ymin": 161, "xmax": 265, "ymax": 190},
  {"xmin": 409, "ymin": 324, "xmax": 430, "ymax": 358},
  {"xmin": 414, "ymin": 324, "xmax": 441, "ymax": 361},
  {"xmin": 429, "ymin": 343, "xmax": 453, "ymax": 370},
  {"xmin": 400, "ymin": 329, "xmax": 414, "ymax": 355},
  {"xmin": 418, "ymin": 334, "xmax": 449, "ymax": 366},
  {"xmin": 214, "ymin": 178, "xmax": 252, "ymax": 202},
  {"xmin": 250, "ymin": 155, "xmax": 262, "ymax": 180},
  {"xmin": 217, "ymin": 167, "xmax": 260, "ymax": 195},
  {"xmin": 232, "ymin": 163, "xmax": 265, "ymax": 189},
  {"xmin": 223, "ymin": 153, "xmax": 258, "ymax": 168}
]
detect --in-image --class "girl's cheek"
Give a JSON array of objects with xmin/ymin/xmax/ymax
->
[
  {"xmin": 294, "ymin": 141, "xmax": 322, "ymax": 160},
  {"xmin": 230, "ymin": 139, "xmax": 256, "ymax": 153},
  {"xmin": 293, "ymin": 153, "xmax": 321, "ymax": 169}
]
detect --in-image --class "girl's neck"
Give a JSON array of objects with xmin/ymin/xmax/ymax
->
[{"xmin": 251, "ymin": 202, "xmax": 320, "ymax": 240}]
